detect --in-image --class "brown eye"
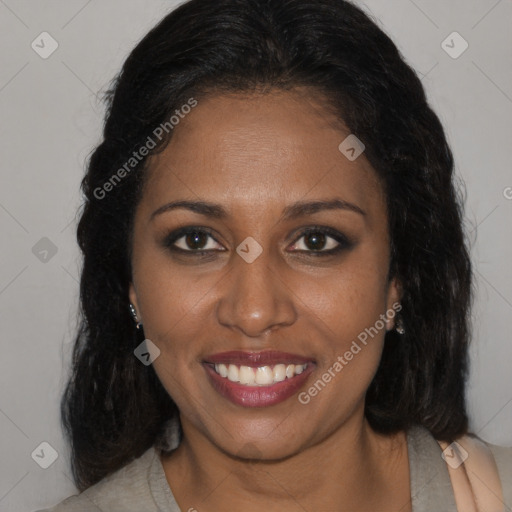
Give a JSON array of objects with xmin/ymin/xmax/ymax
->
[
  {"xmin": 303, "ymin": 232, "xmax": 328, "ymax": 251},
  {"xmin": 183, "ymin": 231, "xmax": 209, "ymax": 250},
  {"xmin": 163, "ymin": 227, "xmax": 224, "ymax": 253},
  {"xmin": 289, "ymin": 226, "xmax": 354, "ymax": 256}
]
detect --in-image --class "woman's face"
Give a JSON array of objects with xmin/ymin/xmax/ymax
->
[{"xmin": 129, "ymin": 88, "xmax": 401, "ymax": 459}]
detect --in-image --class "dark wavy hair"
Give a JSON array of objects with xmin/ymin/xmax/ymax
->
[{"xmin": 62, "ymin": 0, "xmax": 474, "ymax": 491}]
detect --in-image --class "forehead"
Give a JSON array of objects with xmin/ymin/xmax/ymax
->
[{"xmin": 140, "ymin": 89, "xmax": 385, "ymax": 222}]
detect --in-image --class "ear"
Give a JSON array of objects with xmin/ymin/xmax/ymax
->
[
  {"xmin": 385, "ymin": 277, "xmax": 403, "ymax": 331},
  {"xmin": 129, "ymin": 282, "xmax": 139, "ymax": 314}
]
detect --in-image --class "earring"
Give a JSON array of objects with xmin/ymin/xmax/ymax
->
[
  {"xmin": 129, "ymin": 303, "xmax": 143, "ymax": 330},
  {"xmin": 395, "ymin": 314, "xmax": 405, "ymax": 335}
]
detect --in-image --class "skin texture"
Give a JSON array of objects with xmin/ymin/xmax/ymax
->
[{"xmin": 129, "ymin": 88, "xmax": 410, "ymax": 511}]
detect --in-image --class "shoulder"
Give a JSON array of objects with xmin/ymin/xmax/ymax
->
[
  {"xmin": 486, "ymin": 440, "xmax": 512, "ymax": 504},
  {"xmin": 406, "ymin": 425, "xmax": 512, "ymax": 509},
  {"xmin": 456, "ymin": 434, "xmax": 512, "ymax": 508},
  {"xmin": 35, "ymin": 447, "xmax": 160, "ymax": 512}
]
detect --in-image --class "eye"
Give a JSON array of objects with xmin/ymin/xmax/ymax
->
[
  {"xmin": 163, "ymin": 227, "xmax": 225, "ymax": 253},
  {"xmin": 289, "ymin": 226, "xmax": 353, "ymax": 256},
  {"xmin": 162, "ymin": 225, "xmax": 354, "ymax": 257}
]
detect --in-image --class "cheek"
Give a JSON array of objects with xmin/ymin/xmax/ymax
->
[
  {"xmin": 294, "ymin": 272, "xmax": 388, "ymax": 420},
  {"xmin": 133, "ymin": 251, "xmax": 222, "ymax": 399},
  {"xmin": 135, "ymin": 249, "xmax": 220, "ymax": 340},
  {"xmin": 292, "ymin": 260, "xmax": 390, "ymax": 343},
  {"xmin": 288, "ymin": 257, "xmax": 390, "ymax": 401}
]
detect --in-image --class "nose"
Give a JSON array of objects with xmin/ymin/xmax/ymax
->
[{"xmin": 215, "ymin": 248, "xmax": 297, "ymax": 338}]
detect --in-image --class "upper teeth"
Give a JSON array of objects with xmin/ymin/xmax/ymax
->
[{"xmin": 214, "ymin": 363, "xmax": 307, "ymax": 386}]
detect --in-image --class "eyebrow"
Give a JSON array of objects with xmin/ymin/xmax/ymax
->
[{"xmin": 150, "ymin": 198, "xmax": 366, "ymax": 221}]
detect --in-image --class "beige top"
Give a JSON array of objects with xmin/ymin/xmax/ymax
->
[{"xmin": 36, "ymin": 424, "xmax": 512, "ymax": 512}]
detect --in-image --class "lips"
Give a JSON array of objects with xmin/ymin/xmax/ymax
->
[
  {"xmin": 203, "ymin": 350, "xmax": 314, "ymax": 367},
  {"xmin": 202, "ymin": 350, "xmax": 316, "ymax": 407}
]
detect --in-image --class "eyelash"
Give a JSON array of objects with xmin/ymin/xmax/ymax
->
[{"xmin": 162, "ymin": 225, "xmax": 353, "ymax": 258}]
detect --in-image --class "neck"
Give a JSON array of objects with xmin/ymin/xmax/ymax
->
[{"xmin": 160, "ymin": 412, "xmax": 410, "ymax": 512}]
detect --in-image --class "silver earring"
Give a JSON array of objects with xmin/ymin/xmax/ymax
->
[
  {"xmin": 129, "ymin": 303, "xmax": 143, "ymax": 330},
  {"xmin": 395, "ymin": 314, "xmax": 405, "ymax": 335}
]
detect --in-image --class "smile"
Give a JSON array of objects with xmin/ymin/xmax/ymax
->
[{"xmin": 212, "ymin": 363, "xmax": 308, "ymax": 386}]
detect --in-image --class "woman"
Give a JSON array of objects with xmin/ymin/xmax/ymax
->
[{"xmin": 38, "ymin": 0, "xmax": 512, "ymax": 511}]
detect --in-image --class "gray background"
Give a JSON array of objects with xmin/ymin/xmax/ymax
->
[{"xmin": 0, "ymin": 0, "xmax": 511, "ymax": 510}]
